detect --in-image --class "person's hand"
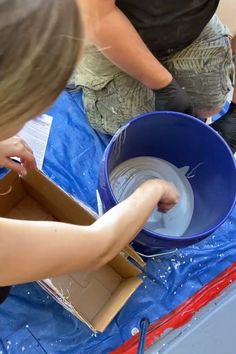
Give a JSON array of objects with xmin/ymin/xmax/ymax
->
[
  {"xmin": 154, "ymin": 78, "xmax": 194, "ymax": 115},
  {"xmin": 0, "ymin": 136, "xmax": 36, "ymax": 175},
  {"xmin": 210, "ymin": 102, "xmax": 236, "ymax": 154},
  {"xmin": 155, "ymin": 179, "xmax": 180, "ymax": 213}
]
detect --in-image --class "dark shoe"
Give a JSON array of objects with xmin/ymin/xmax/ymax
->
[{"xmin": 210, "ymin": 102, "xmax": 236, "ymax": 154}]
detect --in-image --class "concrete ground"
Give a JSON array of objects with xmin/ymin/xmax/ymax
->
[{"xmin": 146, "ymin": 283, "xmax": 236, "ymax": 354}]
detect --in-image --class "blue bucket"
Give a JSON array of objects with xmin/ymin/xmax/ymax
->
[{"xmin": 98, "ymin": 112, "xmax": 236, "ymax": 255}]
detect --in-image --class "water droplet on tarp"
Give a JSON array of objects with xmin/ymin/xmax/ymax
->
[{"xmin": 131, "ymin": 327, "xmax": 140, "ymax": 336}]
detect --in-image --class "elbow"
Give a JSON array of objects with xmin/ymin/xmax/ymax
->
[
  {"xmin": 89, "ymin": 251, "xmax": 115, "ymax": 271},
  {"xmin": 86, "ymin": 228, "xmax": 118, "ymax": 270}
]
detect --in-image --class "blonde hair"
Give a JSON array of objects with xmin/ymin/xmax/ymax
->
[{"xmin": 0, "ymin": 0, "xmax": 83, "ymax": 129}]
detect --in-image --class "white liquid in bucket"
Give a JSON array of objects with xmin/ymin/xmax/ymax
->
[{"xmin": 110, "ymin": 157, "xmax": 194, "ymax": 237}]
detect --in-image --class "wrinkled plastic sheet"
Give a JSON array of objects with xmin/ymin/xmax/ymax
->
[{"xmin": 0, "ymin": 91, "xmax": 235, "ymax": 354}]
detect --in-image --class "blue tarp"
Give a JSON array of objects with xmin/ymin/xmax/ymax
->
[{"xmin": 0, "ymin": 91, "xmax": 235, "ymax": 354}]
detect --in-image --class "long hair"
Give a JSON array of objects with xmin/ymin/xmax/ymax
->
[{"xmin": 0, "ymin": 0, "xmax": 83, "ymax": 129}]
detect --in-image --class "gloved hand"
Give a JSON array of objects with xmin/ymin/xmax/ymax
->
[
  {"xmin": 210, "ymin": 102, "xmax": 236, "ymax": 154},
  {"xmin": 154, "ymin": 78, "xmax": 194, "ymax": 115}
]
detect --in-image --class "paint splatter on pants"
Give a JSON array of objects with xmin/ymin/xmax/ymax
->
[{"xmin": 73, "ymin": 15, "xmax": 234, "ymax": 135}]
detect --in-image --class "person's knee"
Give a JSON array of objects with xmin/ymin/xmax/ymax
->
[{"xmin": 83, "ymin": 76, "xmax": 154, "ymax": 135}]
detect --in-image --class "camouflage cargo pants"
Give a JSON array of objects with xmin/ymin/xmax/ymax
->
[{"xmin": 73, "ymin": 15, "xmax": 234, "ymax": 135}]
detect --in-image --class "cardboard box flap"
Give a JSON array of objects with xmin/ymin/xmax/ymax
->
[
  {"xmin": 70, "ymin": 266, "xmax": 122, "ymax": 293},
  {"xmin": 49, "ymin": 275, "xmax": 112, "ymax": 322},
  {"xmin": 0, "ymin": 171, "xmax": 144, "ymax": 332},
  {"xmin": 1, "ymin": 171, "xmax": 145, "ymax": 264},
  {"xmin": 109, "ymin": 254, "xmax": 142, "ymax": 278},
  {"xmin": 44, "ymin": 255, "xmax": 141, "ymax": 318},
  {"xmin": 41, "ymin": 259, "xmax": 142, "ymax": 332},
  {"xmin": 39, "ymin": 279, "xmax": 97, "ymax": 331},
  {"xmin": 92, "ymin": 277, "xmax": 142, "ymax": 332},
  {"xmin": 23, "ymin": 170, "xmax": 95, "ymax": 225},
  {"xmin": 7, "ymin": 195, "xmax": 56, "ymax": 221},
  {"xmin": 123, "ymin": 245, "xmax": 145, "ymax": 268},
  {"xmin": 0, "ymin": 172, "xmax": 26, "ymax": 215}
]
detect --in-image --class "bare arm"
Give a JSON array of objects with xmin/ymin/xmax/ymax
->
[
  {"xmin": 79, "ymin": 0, "xmax": 172, "ymax": 89},
  {"xmin": 0, "ymin": 179, "xmax": 178, "ymax": 286}
]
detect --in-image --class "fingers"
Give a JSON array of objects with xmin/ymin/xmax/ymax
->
[
  {"xmin": 158, "ymin": 202, "xmax": 177, "ymax": 213},
  {"xmin": 20, "ymin": 140, "xmax": 34, "ymax": 155},
  {"xmin": 19, "ymin": 151, "xmax": 37, "ymax": 170},
  {"xmin": 12, "ymin": 138, "xmax": 37, "ymax": 170},
  {"xmin": 3, "ymin": 158, "xmax": 27, "ymax": 176},
  {"xmin": 162, "ymin": 185, "xmax": 180, "ymax": 204},
  {"xmin": 158, "ymin": 181, "xmax": 180, "ymax": 213},
  {"xmin": 0, "ymin": 136, "xmax": 37, "ymax": 174}
]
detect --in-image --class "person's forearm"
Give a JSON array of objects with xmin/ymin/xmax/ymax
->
[
  {"xmin": 91, "ymin": 180, "xmax": 165, "ymax": 261},
  {"xmin": 0, "ymin": 219, "xmax": 100, "ymax": 285},
  {"xmin": 80, "ymin": 0, "xmax": 172, "ymax": 89},
  {"xmin": 0, "ymin": 181, "xmax": 165, "ymax": 286}
]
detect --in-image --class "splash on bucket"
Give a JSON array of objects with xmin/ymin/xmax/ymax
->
[{"xmin": 110, "ymin": 157, "xmax": 194, "ymax": 237}]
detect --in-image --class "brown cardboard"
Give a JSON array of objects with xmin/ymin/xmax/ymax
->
[{"xmin": 0, "ymin": 170, "xmax": 144, "ymax": 332}]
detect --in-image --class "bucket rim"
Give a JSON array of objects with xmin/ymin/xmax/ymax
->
[{"xmin": 101, "ymin": 111, "xmax": 236, "ymax": 242}]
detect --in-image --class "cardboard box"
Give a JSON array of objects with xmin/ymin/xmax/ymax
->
[{"xmin": 0, "ymin": 170, "xmax": 144, "ymax": 332}]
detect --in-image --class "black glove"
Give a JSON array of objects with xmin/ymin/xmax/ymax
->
[
  {"xmin": 154, "ymin": 78, "xmax": 194, "ymax": 115},
  {"xmin": 210, "ymin": 102, "xmax": 236, "ymax": 154}
]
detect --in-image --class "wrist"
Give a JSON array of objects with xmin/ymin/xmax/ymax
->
[
  {"xmin": 140, "ymin": 179, "xmax": 164, "ymax": 198},
  {"xmin": 146, "ymin": 72, "xmax": 173, "ymax": 90}
]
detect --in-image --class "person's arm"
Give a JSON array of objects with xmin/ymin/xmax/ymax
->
[
  {"xmin": 79, "ymin": 0, "xmax": 171, "ymax": 89},
  {"xmin": 0, "ymin": 179, "xmax": 179, "ymax": 286},
  {"xmin": 79, "ymin": 0, "xmax": 193, "ymax": 114}
]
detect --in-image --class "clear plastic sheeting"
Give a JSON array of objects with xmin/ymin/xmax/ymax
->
[{"xmin": 0, "ymin": 91, "xmax": 235, "ymax": 354}]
